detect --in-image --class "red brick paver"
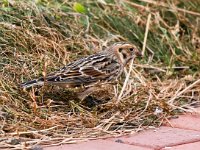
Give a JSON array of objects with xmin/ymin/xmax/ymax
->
[
  {"xmin": 44, "ymin": 139, "xmax": 152, "ymax": 150},
  {"xmin": 165, "ymin": 114, "xmax": 200, "ymax": 131},
  {"xmin": 43, "ymin": 108, "xmax": 200, "ymax": 150},
  {"xmin": 162, "ymin": 141, "xmax": 200, "ymax": 150},
  {"xmin": 110, "ymin": 127, "xmax": 200, "ymax": 149}
]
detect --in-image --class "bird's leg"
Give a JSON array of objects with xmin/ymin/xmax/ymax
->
[{"xmin": 77, "ymin": 87, "xmax": 101, "ymax": 100}]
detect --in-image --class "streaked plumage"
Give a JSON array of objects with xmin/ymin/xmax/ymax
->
[{"xmin": 21, "ymin": 42, "xmax": 141, "ymax": 91}]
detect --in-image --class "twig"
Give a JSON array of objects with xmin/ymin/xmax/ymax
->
[
  {"xmin": 136, "ymin": 90, "xmax": 152, "ymax": 117},
  {"xmin": 85, "ymin": 15, "xmax": 90, "ymax": 33},
  {"xmin": 134, "ymin": 64, "xmax": 189, "ymax": 71},
  {"xmin": 132, "ymin": 68, "xmax": 147, "ymax": 86},
  {"xmin": 164, "ymin": 117, "xmax": 174, "ymax": 128},
  {"xmin": 116, "ymin": 59, "xmax": 134, "ymax": 103},
  {"xmin": 139, "ymin": 0, "xmax": 200, "ymax": 17},
  {"xmin": 4, "ymin": 125, "xmax": 59, "ymax": 136},
  {"xmin": 168, "ymin": 79, "xmax": 200, "ymax": 104},
  {"xmin": 142, "ymin": 13, "xmax": 151, "ymax": 55},
  {"xmin": 123, "ymin": 0, "xmax": 148, "ymax": 10}
]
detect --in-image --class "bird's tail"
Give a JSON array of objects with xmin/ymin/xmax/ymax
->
[{"xmin": 21, "ymin": 78, "xmax": 44, "ymax": 89}]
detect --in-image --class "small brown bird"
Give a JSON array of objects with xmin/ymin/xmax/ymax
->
[{"xmin": 21, "ymin": 42, "xmax": 141, "ymax": 98}]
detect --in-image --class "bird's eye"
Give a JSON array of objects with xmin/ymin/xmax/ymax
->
[
  {"xmin": 119, "ymin": 48, "xmax": 123, "ymax": 52},
  {"xmin": 129, "ymin": 48, "xmax": 134, "ymax": 51}
]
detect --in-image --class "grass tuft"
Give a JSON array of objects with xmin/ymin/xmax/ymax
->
[{"xmin": 0, "ymin": 0, "xmax": 200, "ymax": 149}]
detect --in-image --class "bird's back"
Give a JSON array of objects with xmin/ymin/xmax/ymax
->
[{"xmin": 21, "ymin": 52, "xmax": 122, "ymax": 88}]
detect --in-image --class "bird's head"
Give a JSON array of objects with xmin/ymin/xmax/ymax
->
[{"xmin": 110, "ymin": 42, "xmax": 142, "ymax": 65}]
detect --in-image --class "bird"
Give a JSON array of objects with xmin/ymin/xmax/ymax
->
[{"xmin": 21, "ymin": 42, "xmax": 142, "ymax": 99}]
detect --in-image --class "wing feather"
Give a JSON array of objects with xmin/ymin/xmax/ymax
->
[{"xmin": 45, "ymin": 54, "xmax": 122, "ymax": 87}]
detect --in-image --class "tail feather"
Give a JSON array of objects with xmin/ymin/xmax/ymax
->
[{"xmin": 21, "ymin": 78, "xmax": 44, "ymax": 89}]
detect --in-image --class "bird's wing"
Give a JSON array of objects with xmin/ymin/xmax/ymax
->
[{"xmin": 45, "ymin": 54, "xmax": 122, "ymax": 87}]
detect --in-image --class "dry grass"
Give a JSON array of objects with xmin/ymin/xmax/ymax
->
[{"xmin": 0, "ymin": 0, "xmax": 200, "ymax": 149}]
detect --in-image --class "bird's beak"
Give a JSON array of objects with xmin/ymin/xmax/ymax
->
[{"xmin": 135, "ymin": 50, "xmax": 143, "ymax": 58}]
